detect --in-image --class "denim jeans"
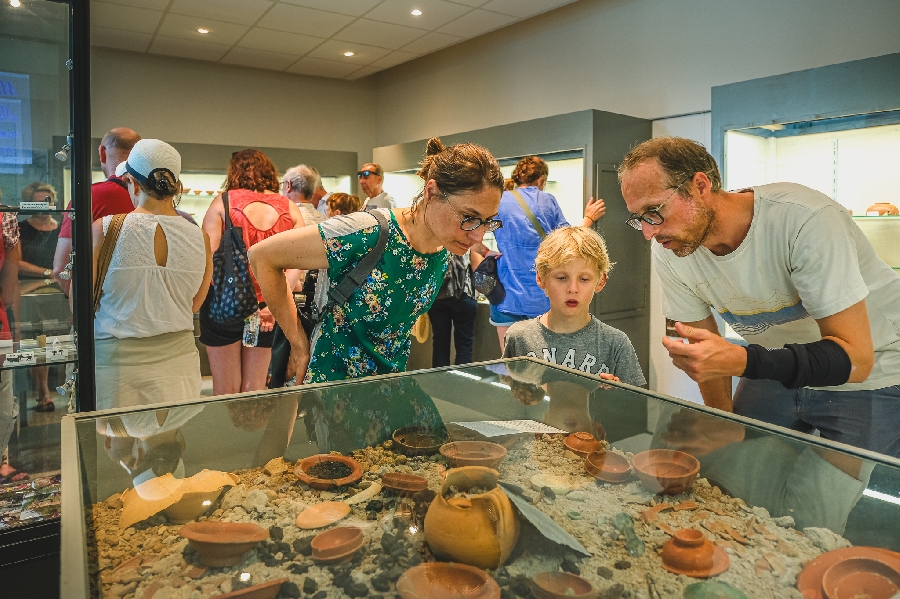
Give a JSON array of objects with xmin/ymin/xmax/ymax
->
[
  {"xmin": 428, "ymin": 296, "xmax": 478, "ymax": 367},
  {"xmin": 733, "ymin": 377, "xmax": 900, "ymax": 458}
]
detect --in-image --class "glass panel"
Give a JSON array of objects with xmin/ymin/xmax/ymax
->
[
  {"xmin": 68, "ymin": 359, "xmax": 900, "ymax": 597},
  {"xmin": 0, "ymin": 0, "xmax": 71, "ymax": 531}
]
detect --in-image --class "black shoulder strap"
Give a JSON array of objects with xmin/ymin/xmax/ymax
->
[
  {"xmin": 328, "ymin": 209, "xmax": 390, "ymax": 305},
  {"xmin": 222, "ymin": 191, "xmax": 234, "ymax": 231}
]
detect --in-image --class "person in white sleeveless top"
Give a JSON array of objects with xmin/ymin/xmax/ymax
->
[{"xmin": 92, "ymin": 139, "xmax": 212, "ymax": 410}]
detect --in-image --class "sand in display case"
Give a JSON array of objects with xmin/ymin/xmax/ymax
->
[{"xmin": 62, "ymin": 359, "xmax": 900, "ymax": 599}]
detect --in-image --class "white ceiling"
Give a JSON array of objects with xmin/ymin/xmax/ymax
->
[{"xmin": 91, "ymin": 0, "xmax": 580, "ymax": 81}]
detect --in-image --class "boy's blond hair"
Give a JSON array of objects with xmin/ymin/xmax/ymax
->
[{"xmin": 535, "ymin": 226, "xmax": 613, "ymax": 279}]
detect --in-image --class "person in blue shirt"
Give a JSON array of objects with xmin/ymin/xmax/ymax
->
[{"xmin": 489, "ymin": 156, "xmax": 606, "ymax": 348}]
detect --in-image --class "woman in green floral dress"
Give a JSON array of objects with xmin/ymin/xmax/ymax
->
[{"xmin": 250, "ymin": 137, "xmax": 505, "ymax": 383}]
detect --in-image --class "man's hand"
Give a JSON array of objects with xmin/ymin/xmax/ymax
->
[
  {"xmin": 662, "ymin": 321, "xmax": 747, "ymax": 382},
  {"xmin": 659, "ymin": 408, "xmax": 745, "ymax": 457}
]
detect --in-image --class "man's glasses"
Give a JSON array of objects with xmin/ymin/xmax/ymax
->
[
  {"xmin": 357, "ymin": 170, "xmax": 378, "ymax": 178},
  {"xmin": 440, "ymin": 189, "xmax": 503, "ymax": 232},
  {"xmin": 624, "ymin": 178, "xmax": 689, "ymax": 231}
]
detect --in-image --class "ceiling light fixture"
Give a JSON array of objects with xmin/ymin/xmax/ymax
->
[
  {"xmin": 343, "ymin": 51, "xmax": 355, "ymax": 57},
  {"xmin": 197, "ymin": 28, "xmax": 209, "ymax": 34},
  {"xmin": 411, "ymin": 9, "xmax": 422, "ymax": 16},
  {"xmin": 10, "ymin": 0, "xmax": 22, "ymax": 7}
]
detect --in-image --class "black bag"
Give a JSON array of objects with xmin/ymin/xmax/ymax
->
[
  {"xmin": 473, "ymin": 254, "xmax": 505, "ymax": 305},
  {"xmin": 269, "ymin": 210, "xmax": 391, "ymax": 388},
  {"xmin": 207, "ymin": 191, "xmax": 258, "ymax": 325}
]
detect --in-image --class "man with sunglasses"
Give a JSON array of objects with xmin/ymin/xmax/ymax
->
[
  {"xmin": 619, "ymin": 136, "xmax": 900, "ymax": 457},
  {"xmin": 357, "ymin": 163, "xmax": 395, "ymax": 210}
]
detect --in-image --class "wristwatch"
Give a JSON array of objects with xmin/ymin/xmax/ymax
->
[{"xmin": 43, "ymin": 269, "xmax": 52, "ymax": 277}]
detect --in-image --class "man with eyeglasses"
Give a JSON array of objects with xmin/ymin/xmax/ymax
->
[
  {"xmin": 357, "ymin": 163, "xmax": 394, "ymax": 210},
  {"xmin": 619, "ymin": 136, "xmax": 900, "ymax": 457}
]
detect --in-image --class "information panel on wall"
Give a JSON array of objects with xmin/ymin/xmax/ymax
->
[{"xmin": 0, "ymin": 71, "xmax": 32, "ymax": 175}]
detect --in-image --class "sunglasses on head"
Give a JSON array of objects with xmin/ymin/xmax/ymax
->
[{"xmin": 357, "ymin": 170, "xmax": 378, "ymax": 178}]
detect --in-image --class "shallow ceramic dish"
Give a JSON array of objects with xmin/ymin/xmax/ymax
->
[
  {"xmin": 531, "ymin": 572, "xmax": 597, "ymax": 599},
  {"xmin": 193, "ymin": 190, "xmax": 202, "ymax": 195},
  {"xmin": 564, "ymin": 432, "xmax": 603, "ymax": 458},
  {"xmin": 661, "ymin": 528, "xmax": 729, "ymax": 578},
  {"xmin": 631, "ymin": 449, "xmax": 700, "ymax": 495},
  {"xmin": 821, "ymin": 557, "xmax": 900, "ymax": 599},
  {"xmin": 381, "ymin": 472, "xmax": 428, "ymax": 493},
  {"xmin": 295, "ymin": 501, "xmax": 351, "ymax": 529},
  {"xmin": 584, "ymin": 450, "xmax": 631, "ymax": 483},
  {"xmin": 393, "ymin": 426, "xmax": 447, "ymax": 455},
  {"xmin": 796, "ymin": 547, "xmax": 900, "ymax": 599},
  {"xmin": 440, "ymin": 441, "xmax": 507, "ymax": 469},
  {"xmin": 397, "ymin": 562, "xmax": 500, "ymax": 599},
  {"xmin": 177, "ymin": 521, "xmax": 268, "ymax": 567},
  {"xmin": 216, "ymin": 578, "xmax": 288, "ymax": 599},
  {"xmin": 311, "ymin": 526, "xmax": 364, "ymax": 564},
  {"xmin": 294, "ymin": 454, "xmax": 363, "ymax": 490},
  {"xmin": 163, "ymin": 472, "xmax": 240, "ymax": 524}
]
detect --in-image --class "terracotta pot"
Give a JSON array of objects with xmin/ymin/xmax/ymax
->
[
  {"xmin": 440, "ymin": 441, "xmax": 507, "ymax": 469},
  {"xmin": 564, "ymin": 433, "xmax": 603, "ymax": 458},
  {"xmin": 294, "ymin": 454, "xmax": 363, "ymax": 490},
  {"xmin": 393, "ymin": 427, "xmax": 447, "ymax": 455},
  {"xmin": 821, "ymin": 557, "xmax": 900, "ymax": 599},
  {"xmin": 661, "ymin": 529, "xmax": 729, "ymax": 578},
  {"xmin": 216, "ymin": 578, "xmax": 288, "ymax": 599},
  {"xmin": 866, "ymin": 202, "xmax": 899, "ymax": 216},
  {"xmin": 584, "ymin": 450, "xmax": 631, "ymax": 483},
  {"xmin": 382, "ymin": 472, "xmax": 428, "ymax": 493},
  {"xmin": 424, "ymin": 466, "xmax": 520, "ymax": 569},
  {"xmin": 397, "ymin": 562, "xmax": 501, "ymax": 599},
  {"xmin": 531, "ymin": 572, "xmax": 597, "ymax": 599},
  {"xmin": 798, "ymin": 547, "xmax": 900, "ymax": 599},
  {"xmin": 177, "ymin": 521, "xmax": 268, "ymax": 567},
  {"xmin": 632, "ymin": 449, "xmax": 700, "ymax": 495},
  {"xmin": 311, "ymin": 527, "xmax": 364, "ymax": 564}
]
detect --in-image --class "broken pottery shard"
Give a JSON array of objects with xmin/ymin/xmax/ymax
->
[
  {"xmin": 499, "ymin": 482, "xmax": 590, "ymax": 557},
  {"xmin": 673, "ymin": 500, "xmax": 698, "ymax": 511},
  {"xmin": 119, "ymin": 470, "xmax": 240, "ymax": 529},
  {"xmin": 344, "ymin": 482, "xmax": 382, "ymax": 506}
]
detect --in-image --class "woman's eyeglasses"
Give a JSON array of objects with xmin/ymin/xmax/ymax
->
[{"xmin": 440, "ymin": 189, "xmax": 503, "ymax": 232}]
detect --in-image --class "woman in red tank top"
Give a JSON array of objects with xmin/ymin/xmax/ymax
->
[{"xmin": 200, "ymin": 150, "xmax": 304, "ymax": 396}]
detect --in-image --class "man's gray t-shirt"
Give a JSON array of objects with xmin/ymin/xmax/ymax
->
[{"xmin": 502, "ymin": 317, "xmax": 646, "ymax": 386}]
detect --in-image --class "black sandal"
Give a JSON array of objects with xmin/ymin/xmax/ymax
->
[{"xmin": 35, "ymin": 400, "xmax": 55, "ymax": 413}]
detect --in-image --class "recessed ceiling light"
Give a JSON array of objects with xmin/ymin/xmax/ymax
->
[
  {"xmin": 197, "ymin": 28, "xmax": 209, "ymax": 34},
  {"xmin": 343, "ymin": 51, "xmax": 355, "ymax": 57},
  {"xmin": 10, "ymin": 0, "xmax": 22, "ymax": 7},
  {"xmin": 411, "ymin": 9, "xmax": 422, "ymax": 16}
]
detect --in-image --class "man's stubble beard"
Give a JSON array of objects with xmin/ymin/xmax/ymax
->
[{"xmin": 666, "ymin": 200, "xmax": 717, "ymax": 258}]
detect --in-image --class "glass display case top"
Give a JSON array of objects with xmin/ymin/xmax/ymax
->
[{"xmin": 64, "ymin": 359, "xmax": 900, "ymax": 599}]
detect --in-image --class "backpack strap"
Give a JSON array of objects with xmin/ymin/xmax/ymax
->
[
  {"xmin": 93, "ymin": 213, "xmax": 127, "ymax": 312},
  {"xmin": 510, "ymin": 188, "xmax": 547, "ymax": 239},
  {"xmin": 328, "ymin": 209, "xmax": 391, "ymax": 305}
]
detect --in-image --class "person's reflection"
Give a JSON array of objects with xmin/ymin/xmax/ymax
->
[
  {"xmin": 652, "ymin": 405, "xmax": 871, "ymax": 535},
  {"xmin": 225, "ymin": 393, "xmax": 299, "ymax": 468}
]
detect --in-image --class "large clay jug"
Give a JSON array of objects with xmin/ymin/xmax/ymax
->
[{"xmin": 424, "ymin": 466, "xmax": 520, "ymax": 569}]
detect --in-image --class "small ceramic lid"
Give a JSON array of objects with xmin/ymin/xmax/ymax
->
[
  {"xmin": 531, "ymin": 572, "xmax": 596, "ymax": 599},
  {"xmin": 564, "ymin": 432, "xmax": 603, "ymax": 458},
  {"xmin": 440, "ymin": 441, "xmax": 507, "ymax": 468},
  {"xmin": 295, "ymin": 501, "xmax": 351, "ymax": 529},
  {"xmin": 178, "ymin": 521, "xmax": 268, "ymax": 545},
  {"xmin": 397, "ymin": 562, "xmax": 500, "ymax": 599},
  {"xmin": 311, "ymin": 527, "xmax": 364, "ymax": 563},
  {"xmin": 382, "ymin": 472, "xmax": 428, "ymax": 493}
]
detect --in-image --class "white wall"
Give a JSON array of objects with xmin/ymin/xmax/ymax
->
[
  {"xmin": 90, "ymin": 48, "xmax": 377, "ymax": 163},
  {"xmin": 371, "ymin": 0, "xmax": 900, "ymax": 147}
]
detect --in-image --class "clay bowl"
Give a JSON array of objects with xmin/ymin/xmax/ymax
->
[
  {"xmin": 193, "ymin": 189, "xmax": 202, "ymax": 195},
  {"xmin": 821, "ymin": 557, "xmax": 900, "ymax": 599},
  {"xmin": 661, "ymin": 528, "xmax": 729, "ymax": 578},
  {"xmin": 584, "ymin": 450, "xmax": 631, "ymax": 483},
  {"xmin": 294, "ymin": 454, "xmax": 363, "ymax": 490},
  {"xmin": 382, "ymin": 472, "xmax": 428, "ymax": 493},
  {"xmin": 311, "ymin": 526, "xmax": 364, "ymax": 564},
  {"xmin": 797, "ymin": 547, "xmax": 900, "ymax": 599},
  {"xmin": 163, "ymin": 488, "xmax": 226, "ymax": 524},
  {"xmin": 632, "ymin": 449, "xmax": 700, "ymax": 495},
  {"xmin": 564, "ymin": 432, "xmax": 603, "ymax": 458},
  {"xmin": 393, "ymin": 426, "xmax": 447, "ymax": 456},
  {"xmin": 216, "ymin": 578, "xmax": 288, "ymax": 599},
  {"xmin": 397, "ymin": 562, "xmax": 501, "ymax": 599},
  {"xmin": 531, "ymin": 572, "xmax": 597, "ymax": 599},
  {"xmin": 440, "ymin": 441, "xmax": 507, "ymax": 469},
  {"xmin": 182, "ymin": 188, "xmax": 191, "ymax": 194},
  {"xmin": 177, "ymin": 521, "xmax": 268, "ymax": 567},
  {"xmin": 867, "ymin": 202, "xmax": 899, "ymax": 216}
]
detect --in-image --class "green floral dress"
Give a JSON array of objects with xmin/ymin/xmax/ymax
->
[{"xmin": 304, "ymin": 209, "xmax": 449, "ymax": 383}]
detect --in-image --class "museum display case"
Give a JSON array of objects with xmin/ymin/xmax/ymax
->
[{"xmin": 61, "ymin": 358, "xmax": 900, "ymax": 599}]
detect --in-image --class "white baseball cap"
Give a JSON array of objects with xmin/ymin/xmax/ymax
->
[{"xmin": 120, "ymin": 138, "xmax": 181, "ymax": 188}]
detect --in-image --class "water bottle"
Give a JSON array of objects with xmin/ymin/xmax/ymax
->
[{"xmin": 243, "ymin": 309, "xmax": 260, "ymax": 347}]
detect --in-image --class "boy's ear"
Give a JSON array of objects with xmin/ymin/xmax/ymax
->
[
  {"xmin": 535, "ymin": 271, "xmax": 546, "ymax": 291},
  {"xmin": 595, "ymin": 273, "xmax": 608, "ymax": 293}
]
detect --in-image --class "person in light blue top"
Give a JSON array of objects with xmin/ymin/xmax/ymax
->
[{"xmin": 490, "ymin": 155, "xmax": 606, "ymax": 348}]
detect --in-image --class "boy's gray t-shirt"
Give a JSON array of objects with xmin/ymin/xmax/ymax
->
[{"xmin": 502, "ymin": 316, "xmax": 646, "ymax": 386}]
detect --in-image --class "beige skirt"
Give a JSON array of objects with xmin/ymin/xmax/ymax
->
[{"xmin": 95, "ymin": 331, "xmax": 201, "ymax": 412}]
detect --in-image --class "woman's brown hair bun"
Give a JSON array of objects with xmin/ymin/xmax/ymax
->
[{"xmin": 424, "ymin": 137, "xmax": 445, "ymax": 157}]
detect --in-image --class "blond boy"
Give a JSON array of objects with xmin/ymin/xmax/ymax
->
[{"xmin": 502, "ymin": 227, "xmax": 646, "ymax": 386}]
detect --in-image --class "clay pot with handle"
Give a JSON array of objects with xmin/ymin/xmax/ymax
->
[{"xmin": 424, "ymin": 466, "xmax": 520, "ymax": 569}]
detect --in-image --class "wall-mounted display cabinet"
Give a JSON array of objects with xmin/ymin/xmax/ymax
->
[{"xmin": 61, "ymin": 358, "xmax": 900, "ymax": 599}]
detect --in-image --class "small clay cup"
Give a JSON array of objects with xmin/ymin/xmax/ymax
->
[
  {"xmin": 392, "ymin": 426, "xmax": 447, "ymax": 455},
  {"xmin": 440, "ymin": 441, "xmax": 507, "ymax": 469},
  {"xmin": 397, "ymin": 562, "xmax": 500, "ymax": 599},
  {"xmin": 564, "ymin": 432, "xmax": 603, "ymax": 458},
  {"xmin": 382, "ymin": 472, "xmax": 428, "ymax": 493},
  {"xmin": 632, "ymin": 449, "xmax": 700, "ymax": 495},
  {"xmin": 294, "ymin": 454, "xmax": 363, "ymax": 490},
  {"xmin": 531, "ymin": 572, "xmax": 597, "ymax": 599},
  {"xmin": 866, "ymin": 202, "xmax": 899, "ymax": 216},
  {"xmin": 661, "ymin": 529, "xmax": 729, "ymax": 578},
  {"xmin": 178, "ymin": 521, "xmax": 268, "ymax": 567},
  {"xmin": 311, "ymin": 526, "xmax": 364, "ymax": 564},
  {"xmin": 216, "ymin": 577, "xmax": 288, "ymax": 599},
  {"xmin": 584, "ymin": 450, "xmax": 631, "ymax": 483},
  {"xmin": 822, "ymin": 557, "xmax": 900, "ymax": 599}
]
